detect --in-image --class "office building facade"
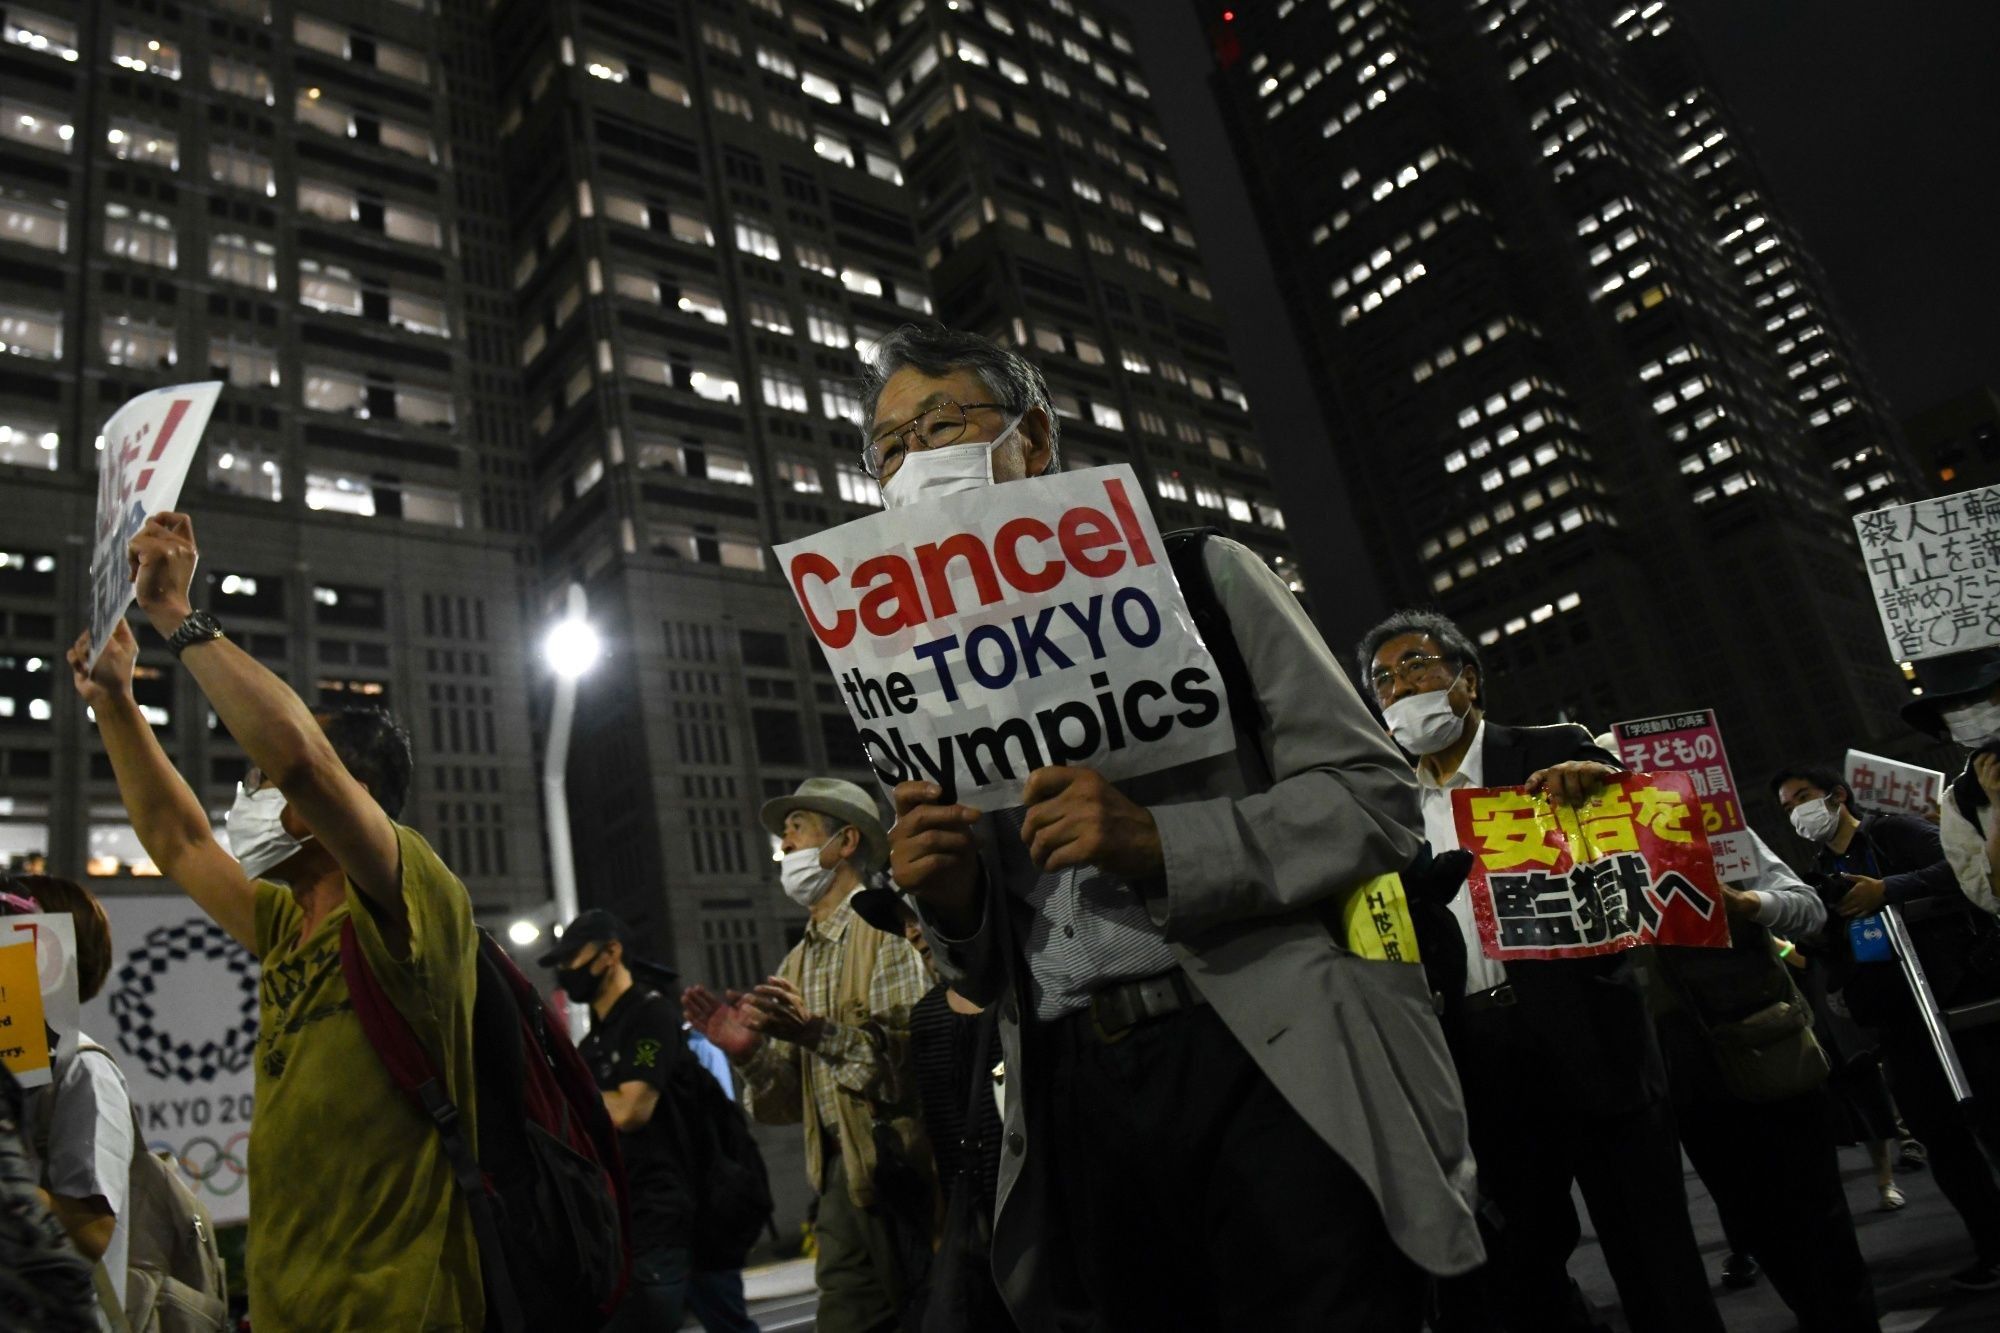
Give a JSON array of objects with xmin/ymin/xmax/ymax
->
[
  {"xmin": 497, "ymin": 0, "xmax": 1294, "ymax": 982},
  {"xmin": 0, "ymin": 0, "xmax": 546, "ymax": 923},
  {"xmin": 1203, "ymin": 0, "xmax": 1922, "ymax": 783}
]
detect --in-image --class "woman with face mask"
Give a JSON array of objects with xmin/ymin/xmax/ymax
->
[{"xmin": 1774, "ymin": 751, "xmax": 2000, "ymax": 1291}]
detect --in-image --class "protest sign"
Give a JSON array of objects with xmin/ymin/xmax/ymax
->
[
  {"xmin": 1451, "ymin": 772, "xmax": 1732, "ymax": 962},
  {"xmin": 88, "ymin": 381, "xmax": 223, "ymax": 668},
  {"xmin": 0, "ymin": 912, "xmax": 80, "ymax": 1088},
  {"xmin": 1853, "ymin": 487, "xmax": 2000, "ymax": 661},
  {"xmin": 1611, "ymin": 710, "xmax": 1755, "ymax": 881},
  {"xmin": 0, "ymin": 943, "xmax": 50, "ymax": 1087},
  {"xmin": 80, "ymin": 896, "xmax": 259, "ymax": 1224},
  {"xmin": 1844, "ymin": 749, "xmax": 1945, "ymax": 821},
  {"xmin": 775, "ymin": 465, "xmax": 1236, "ymax": 810}
]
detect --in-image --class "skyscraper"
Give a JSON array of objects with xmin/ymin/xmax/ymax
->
[
  {"xmin": 0, "ymin": 1, "xmax": 546, "ymax": 921},
  {"xmin": 1, "ymin": 0, "xmax": 1293, "ymax": 980},
  {"xmin": 1202, "ymin": 0, "xmax": 1923, "ymax": 782},
  {"xmin": 498, "ymin": 0, "xmax": 1295, "ymax": 982}
]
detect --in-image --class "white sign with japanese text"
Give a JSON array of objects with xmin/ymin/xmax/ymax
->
[
  {"xmin": 1854, "ymin": 488, "xmax": 2000, "ymax": 661},
  {"xmin": 1844, "ymin": 750, "xmax": 1946, "ymax": 821}
]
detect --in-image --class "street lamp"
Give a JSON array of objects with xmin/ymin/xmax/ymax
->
[
  {"xmin": 507, "ymin": 918, "xmax": 542, "ymax": 948},
  {"xmin": 541, "ymin": 583, "xmax": 599, "ymax": 938}
]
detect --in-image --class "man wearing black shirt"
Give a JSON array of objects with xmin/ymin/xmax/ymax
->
[
  {"xmin": 547, "ymin": 911, "xmax": 758, "ymax": 1331},
  {"xmin": 1773, "ymin": 766, "xmax": 2000, "ymax": 1290}
]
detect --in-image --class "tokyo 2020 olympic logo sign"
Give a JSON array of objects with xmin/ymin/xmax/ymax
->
[{"xmin": 106, "ymin": 918, "xmax": 258, "ymax": 1082}]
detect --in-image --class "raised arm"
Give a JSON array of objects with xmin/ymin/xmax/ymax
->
[
  {"xmin": 127, "ymin": 514, "xmax": 404, "ymax": 920},
  {"xmin": 68, "ymin": 620, "xmax": 256, "ymax": 951}
]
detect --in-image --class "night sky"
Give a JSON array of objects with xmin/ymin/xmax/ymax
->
[{"xmin": 1105, "ymin": 0, "xmax": 2000, "ymax": 646}]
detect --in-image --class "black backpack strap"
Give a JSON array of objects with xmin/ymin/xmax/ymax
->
[
  {"xmin": 1163, "ymin": 527, "xmax": 1264, "ymax": 734},
  {"xmin": 338, "ymin": 920, "xmax": 525, "ymax": 1333}
]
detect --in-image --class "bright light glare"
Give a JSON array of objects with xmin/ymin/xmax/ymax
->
[
  {"xmin": 507, "ymin": 919, "xmax": 541, "ymax": 946},
  {"xmin": 543, "ymin": 617, "xmax": 601, "ymax": 679}
]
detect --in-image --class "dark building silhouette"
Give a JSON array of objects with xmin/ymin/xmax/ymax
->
[
  {"xmin": 1200, "ymin": 0, "xmax": 1924, "ymax": 784},
  {"xmin": 1904, "ymin": 388, "xmax": 2000, "ymax": 496}
]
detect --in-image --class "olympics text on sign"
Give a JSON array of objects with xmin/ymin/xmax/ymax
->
[
  {"xmin": 1611, "ymin": 709, "xmax": 1755, "ymax": 882},
  {"xmin": 1450, "ymin": 772, "xmax": 1732, "ymax": 962},
  {"xmin": 88, "ymin": 382, "xmax": 223, "ymax": 668},
  {"xmin": 775, "ymin": 465, "xmax": 1236, "ymax": 810},
  {"xmin": 1853, "ymin": 487, "xmax": 2000, "ymax": 662}
]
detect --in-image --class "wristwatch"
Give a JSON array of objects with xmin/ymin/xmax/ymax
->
[{"xmin": 165, "ymin": 610, "xmax": 226, "ymax": 658}]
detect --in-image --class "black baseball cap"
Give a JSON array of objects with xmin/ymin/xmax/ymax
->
[{"xmin": 537, "ymin": 908, "xmax": 626, "ymax": 967}]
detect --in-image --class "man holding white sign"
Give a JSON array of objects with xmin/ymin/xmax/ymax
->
[{"xmin": 790, "ymin": 328, "xmax": 1477, "ymax": 1331}]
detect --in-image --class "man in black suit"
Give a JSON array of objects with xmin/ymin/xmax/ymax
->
[{"xmin": 1357, "ymin": 611, "xmax": 1720, "ymax": 1333}]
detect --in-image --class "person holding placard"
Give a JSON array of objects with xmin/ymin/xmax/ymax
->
[
  {"xmin": 1356, "ymin": 611, "xmax": 1722, "ymax": 1333},
  {"xmin": 68, "ymin": 514, "xmax": 485, "ymax": 1331},
  {"xmin": 6, "ymin": 876, "xmax": 133, "ymax": 1332},
  {"xmin": 871, "ymin": 328, "xmax": 1479, "ymax": 1332}
]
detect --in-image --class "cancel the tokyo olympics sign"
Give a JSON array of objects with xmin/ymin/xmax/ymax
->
[{"xmin": 107, "ymin": 918, "xmax": 258, "ymax": 1083}]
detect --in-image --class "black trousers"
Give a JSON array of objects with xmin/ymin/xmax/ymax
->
[
  {"xmin": 1439, "ymin": 1003, "xmax": 1723, "ymax": 1333},
  {"xmin": 1876, "ymin": 1005, "xmax": 2000, "ymax": 1263},
  {"xmin": 1675, "ymin": 1080, "xmax": 1878, "ymax": 1332},
  {"xmin": 1031, "ymin": 1002, "xmax": 1424, "ymax": 1332}
]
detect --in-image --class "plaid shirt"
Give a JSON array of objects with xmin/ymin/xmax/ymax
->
[{"xmin": 742, "ymin": 890, "xmax": 927, "ymax": 1191}]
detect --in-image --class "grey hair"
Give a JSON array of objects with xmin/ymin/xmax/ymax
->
[
  {"xmin": 1353, "ymin": 608, "xmax": 1488, "ymax": 708},
  {"xmin": 858, "ymin": 324, "xmax": 1061, "ymax": 474}
]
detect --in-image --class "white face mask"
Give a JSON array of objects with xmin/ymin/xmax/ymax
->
[
  {"xmin": 879, "ymin": 412, "xmax": 1028, "ymax": 510},
  {"xmin": 1944, "ymin": 698, "xmax": 2000, "ymax": 749},
  {"xmin": 779, "ymin": 842, "xmax": 842, "ymax": 909},
  {"xmin": 1789, "ymin": 794, "xmax": 1840, "ymax": 844},
  {"xmin": 1381, "ymin": 672, "xmax": 1471, "ymax": 756},
  {"xmin": 227, "ymin": 784, "xmax": 315, "ymax": 882}
]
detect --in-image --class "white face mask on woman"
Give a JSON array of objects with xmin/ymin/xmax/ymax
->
[
  {"xmin": 227, "ymin": 784, "xmax": 315, "ymax": 881},
  {"xmin": 1381, "ymin": 672, "xmax": 1471, "ymax": 755},
  {"xmin": 880, "ymin": 412, "xmax": 1029, "ymax": 511},
  {"xmin": 1788, "ymin": 794, "xmax": 1841, "ymax": 844}
]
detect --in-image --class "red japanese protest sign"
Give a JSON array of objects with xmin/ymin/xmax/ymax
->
[
  {"xmin": 1844, "ymin": 749, "xmax": 1945, "ymax": 820},
  {"xmin": 1450, "ymin": 772, "xmax": 1732, "ymax": 962},
  {"xmin": 1610, "ymin": 710, "xmax": 1754, "ymax": 881}
]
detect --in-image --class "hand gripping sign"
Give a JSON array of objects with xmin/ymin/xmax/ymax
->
[
  {"xmin": 88, "ymin": 381, "xmax": 223, "ymax": 668},
  {"xmin": 775, "ymin": 465, "xmax": 1236, "ymax": 809},
  {"xmin": 1450, "ymin": 772, "xmax": 1732, "ymax": 962}
]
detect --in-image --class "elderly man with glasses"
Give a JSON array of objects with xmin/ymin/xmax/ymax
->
[
  {"xmin": 875, "ymin": 326, "xmax": 1483, "ymax": 1332},
  {"xmin": 1356, "ymin": 610, "xmax": 1721, "ymax": 1333}
]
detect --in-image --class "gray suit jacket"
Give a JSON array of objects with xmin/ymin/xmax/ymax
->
[{"xmin": 923, "ymin": 538, "xmax": 1483, "ymax": 1328}]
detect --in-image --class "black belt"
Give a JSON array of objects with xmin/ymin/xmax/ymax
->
[
  {"xmin": 1087, "ymin": 969, "xmax": 1206, "ymax": 1044},
  {"xmin": 1459, "ymin": 982, "xmax": 1518, "ymax": 1015}
]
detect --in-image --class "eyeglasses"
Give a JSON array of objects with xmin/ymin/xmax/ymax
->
[
  {"xmin": 1368, "ymin": 653, "xmax": 1454, "ymax": 701},
  {"xmin": 862, "ymin": 401, "xmax": 1008, "ymax": 479}
]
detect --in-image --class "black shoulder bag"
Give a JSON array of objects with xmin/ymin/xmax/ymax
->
[{"xmin": 921, "ymin": 1007, "xmax": 1013, "ymax": 1333}]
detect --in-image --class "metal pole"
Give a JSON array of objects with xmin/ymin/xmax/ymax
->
[
  {"xmin": 1883, "ymin": 904, "xmax": 1974, "ymax": 1104},
  {"xmin": 541, "ymin": 583, "xmax": 589, "ymax": 1042},
  {"xmin": 542, "ymin": 583, "xmax": 586, "ymax": 929}
]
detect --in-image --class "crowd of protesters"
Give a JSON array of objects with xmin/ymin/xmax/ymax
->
[{"xmin": 10, "ymin": 322, "xmax": 2000, "ymax": 1333}]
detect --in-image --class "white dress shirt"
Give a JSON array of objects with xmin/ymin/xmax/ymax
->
[{"xmin": 1417, "ymin": 719, "xmax": 1510, "ymax": 995}]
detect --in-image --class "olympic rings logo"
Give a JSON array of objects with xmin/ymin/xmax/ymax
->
[{"xmin": 152, "ymin": 1131, "xmax": 252, "ymax": 1198}]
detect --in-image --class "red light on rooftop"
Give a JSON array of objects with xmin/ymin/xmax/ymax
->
[{"xmin": 1223, "ymin": 9, "xmax": 1236, "ymax": 19}]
